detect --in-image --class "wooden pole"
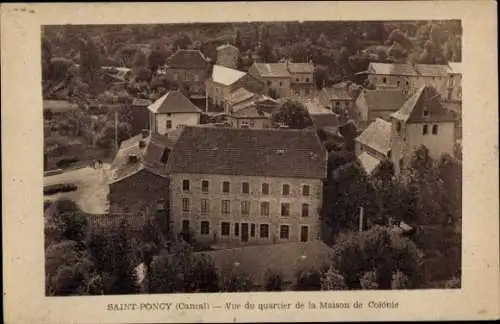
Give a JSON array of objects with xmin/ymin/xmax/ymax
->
[
  {"xmin": 115, "ymin": 110, "xmax": 119, "ymax": 155},
  {"xmin": 359, "ymin": 206, "xmax": 364, "ymax": 232}
]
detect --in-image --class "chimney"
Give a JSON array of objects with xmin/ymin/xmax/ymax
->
[{"xmin": 141, "ymin": 129, "xmax": 149, "ymax": 138}]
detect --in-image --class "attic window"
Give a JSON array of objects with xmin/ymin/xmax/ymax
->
[
  {"xmin": 423, "ymin": 107, "xmax": 429, "ymax": 117},
  {"xmin": 127, "ymin": 155, "xmax": 139, "ymax": 164}
]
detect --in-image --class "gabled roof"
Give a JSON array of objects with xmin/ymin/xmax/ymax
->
[
  {"xmin": 301, "ymin": 99, "xmax": 334, "ymax": 115},
  {"xmin": 322, "ymin": 87, "xmax": 353, "ymax": 101},
  {"xmin": 355, "ymin": 118, "xmax": 392, "ymax": 155},
  {"xmin": 194, "ymin": 241, "xmax": 333, "ymax": 288},
  {"xmin": 231, "ymin": 105, "xmax": 271, "ymax": 119},
  {"xmin": 391, "ymin": 85, "xmax": 456, "ymax": 123},
  {"xmin": 216, "ymin": 43, "xmax": 239, "ymax": 51},
  {"xmin": 415, "ymin": 64, "xmax": 452, "ymax": 77},
  {"xmin": 368, "ymin": 62, "xmax": 418, "ymax": 76},
  {"xmin": 210, "ymin": 65, "xmax": 246, "ymax": 86},
  {"xmin": 226, "ymin": 87, "xmax": 258, "ymax": 106},
  {"xmin": 109, "ymin": 131, "xmax": 179, "ymax": 184},
  {"xmin": 132, "ymin": 98, "xmax": 152, "ymax": 107},
  {"xmin": 358, "ymin": 152, "xmax": 383, "ymax": 175},
  {"xmin": 251, "ymin": 62, "xmax": 290, "ymax": 78},
  {"xmin": 287, "ymin": 62, "xmax": 315, "ymax": 74},
  {"xmin": 166, "ymin": 126, "xmax": 327, "ymax": 179},
  {"xmin": 356, "ymin": 88, "xmax": 408, "ymax": 112},
  {"xmin": 147, "ymin": 90, "xmax": 203, "ymax": 114},
  {"xmin": 166, "ymin": 49, "xmax": 209, "ymax": 69}
]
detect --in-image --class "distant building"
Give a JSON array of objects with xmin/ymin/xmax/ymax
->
[
  {"xmin": 248, "ymin": 62, "xmax": 292, "ymax": 98},
  {"xmin": 285, "ymin": 61, "xmax": 316, "ymax": 97},
  {"xmin": 355, "ymin": 85, "xmax": 457, "ymax": 175},
  {"xmin": 446, "ymin": 62, "xmax": 462, "ymax": 113},
  {"xmin": 164, "ymin": 49, "xmax": 211, "ymax": 99},
  {"xmin": 318, "ymin": 86, "xmax": 355, "ymax": 116},
  {"xmin": 205, "ymin": 65, "xmax": 264, "ymax": 107},
  {"xmin": 147, "ymin": 90, "xmax": 203, "ymax": 135},
  {"xmin": 43, "ymin": 100, "xmax": 78, "ymax": 117},
  {"xmin": 354, "ymin": 88, "xmax": 408, "ymax": 128},
  {"xmin": 216, "ymin": 43, "xmax": 240, "ymax": 69},
  {"xmin": 166, "ymin": 126, "xmax": 327, "ymax": 247},
  {"xmin": 108, "ymin": 130, "xmax": 178, "ymax": 215}
]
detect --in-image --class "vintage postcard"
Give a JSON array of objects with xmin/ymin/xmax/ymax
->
[{"xmin": 2, "ymin": 1, "xmax": 499, "ymax": 323}]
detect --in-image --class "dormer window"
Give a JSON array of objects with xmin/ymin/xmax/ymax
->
[{"xmin": 423, "ymin": 108, "xmax": 429, "ymax": 117}]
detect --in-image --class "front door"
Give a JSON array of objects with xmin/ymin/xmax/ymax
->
[
  {"xmin": 300, "ymin": 226, "xmax": 309, "ymax": 242},
  {"xmin": 241, "ymin": 223, "xmax": 249, "ymax": 243}
]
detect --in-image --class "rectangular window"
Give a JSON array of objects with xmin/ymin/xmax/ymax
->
[
  {"xmin": 182, "ymin": 220, "xmax": 190, "ymax": 232},
  {"xmin": 222, "ymin": 181, "xmax": 230, "ymax": 193},
  {"xmin": 423, "ymin": 124, "xmax": 428, "ymax": 135},
  {"xmin": 182, "ymin": 179, "xmax": 190, "ymax": 192},
  {"xmin": 250, "ymin": 224, "xmax": 256, "ymax": 237},
  {"xmin": 201, "ymin": 221, "xmax": 210, "ymax": 235},
  {"xmin": 260, "ymin": 224, "xmax": 269, "ymax": 238},
  {"xmin": 221, "ymin": 200, "xmax": 231, "ymax": 215},
  {"xmin": 182, "ymin": 198, "xmax": 190, "ymax": 212},
  {"xmin": 221, "ymin": 222, "xmax": 230, "ymax": 236},
  {"xmin": 200, "ymin": 199, "xmax": 209, "ymax": 214},
  {"xmin": 280, "ymin": 225, "xmax": 290, "ymax": 240},
  {"xmin": 432, "ymin": 125, "xmax": 439, "ymax": 135},
  {"xmin": 262, "ymin": 183, "xmax": 269, "ymax": 195},
  {"xmin": 302, "ymin": 185, "xmax": 310, "ymax": 197},
  {"xmin": 241, "ymin": 182, "xmax": 250, "ymax": 194},
  {"xmin": 302, "ymin": 203, "xmax": 309, "ymax": 217},
  {"xmin": 240, "ymin": 201, "xmax": 250, "ymax": 215},
  {"xmin": 282, "ymin": 184, "xmax": 290, "ymax": 196},
  {"xmin": 300, "ymin": 226, "xmax": 309, "ymax": 242},
  {"xmin": 166, "ymin": 120, "xmax": 172, "ymax": 129},
  {"xmin": 234, "ymin": 223, "xmax": 239, "ymax": 236},
  {"xmin": 281, "ymin": 203, "xmax": 290, "ymax": 217},
  {"xmin": 201, "ymin": 180, "xmax": 209, "ymax": 193},
  {"xmin": 260, "ymin": 201, "xmax": 270, "ymax": 216}
]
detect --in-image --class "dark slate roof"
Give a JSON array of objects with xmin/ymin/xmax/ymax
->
[
  {"xmin": 166, "ymin": 49, "xmax": 209, "ymax": 69},
  {"xmin": 148, "ymin": 90, "xmax": 203, "ymax": 114},
  {"xmin": 109, "ymin": 131, "xmax": 178, "ymax": 184},
  {"xmin": 391, "ymin": 85, "xmax": 456, "ymax": 123},
  {"xmin": 356, "ymin": 88, "xmax": 408, "ymax": 112},
  {"xmin": 368, "ymin": 62, "xmax": 418, "ymax": 76},
  {"xmin": 195, "ymin": 241, "xmax": 333, "ymax": 288},
  {"xmin": 252, "ymin": 62, "xmax": 290, "ymax": 78},
  {"xmin": 226, "ymin": 87, "xmax": 258, "ymax": 106},
  {"xmin": 415, "ymin": 64, "xmax": 452, "ymax": 77},
  {"xmin": 287, "ymin": 62, "xmax": 315, "ymax": 74},
  {"xmin": 355, "ymin": 118, "xmax": 392, "ymax": 155},
  {"xmin": 166, "ymin": 126, "xmax": 327, "ymax": 179}
]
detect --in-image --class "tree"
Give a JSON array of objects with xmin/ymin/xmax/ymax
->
[
  {"xmin": 258, "ymin": 41, "xmax": 275, "ymax": 63},
  {"xmin": 391, "ymin": 269, "xmax": 409, "ymax": 289},
  {"xmin": 271, "ymin": 100, "xmax": 313, "ymax": 129},
  {"xmin": 294, "ymin": 268, "xmax": 322, "ymax": 291},
  {"xmin": 220, "ymin": 267, "xmax": 253, "ymax": 292},
  {"xmin": 107, "ymin": 220, "xmax": 139, "ymax": 294},
  {"xmin": 132, "ymin": 50, "xmax": 147, "ymax": 69},
  {"xmin": 174, "ymin": 33, "xmax": 192, "ymax": 50},
  {"xmin": 320, "ymin": 267, "xmax": 348, "ymax": 290},
  {"xmin": 45, "ymin": 198, "xmax": 88, "ymax": 244},
  {"xmin": 96, "ymin": 121, "xmax": 132, "ymax": 150},
  {"xmin": 79, "ymin": 36, "xmax": 101, "ymax": 84},
  {"xmin": 264, "ymin": 268, "xmax": 283, "ymax": 291},
  {"xmin": 330, "ymin": 226, "xmax": 423, "ymax": 289},
  {"xmin": 147, "ymin": 48, "xmax": 169, "ymax": 75},
  {"xmin": 234, "ymin": 28, "xmax": 243, "ymax": 49}
]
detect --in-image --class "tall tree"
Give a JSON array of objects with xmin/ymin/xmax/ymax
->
[
  {"xmin": 320, "ymin": 267, "xmax": 348, "ymax": 290},
  {"xmin": 79, "ymin": 36, "xmax": 101, "ymax": 84},
  {"xmin": 233, "ymin": 28, "xmax": 243, "ymax": 49},
  {"xmin": 263, "ymin": 268, "xmax": 284, "ymax": 291},
  {"xmin": 271, "ymin": 100, "xmax": 314, "ymax": 129}
]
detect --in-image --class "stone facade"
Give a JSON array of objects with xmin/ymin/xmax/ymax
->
[
  {"xmin": 169, "ymin": 173, "xmax": 323, "ymax": 247},
  {"xmin": 108, "ymin": 169, "xmax": 170, "ymax": 214},
  {"xmin": 150, "ymin": 111, "xmax": 200, "ymax": 135},
  {"xmin": 165, "ymin": 67, "xmax": 208, "ymax": 97}
]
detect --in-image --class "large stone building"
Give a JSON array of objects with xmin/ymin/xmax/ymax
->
[
  {"xmin": 148, "ymin": 90, "xmax": 203, "ymax": 135},
  {"xmin": 285, "ymin": 61, "xmax": 316, "ymax": 97},
  {"xmin": 164, "ymin": 49, "xmax": 211, "ymax": 99},
  {"xmin": 355, "ymin": 85, "xmax": 457, "ymax": 175},
  {"xmin": 166, "ymin": 126, "xmax": 327, "ymax": 248},
  {"xmin": 216, "ymin": 43, "xmax": 240, "ymax": 69},
  {"xmin": 248, "ymin": 62, "xmax": 292, "ymax": 98}
]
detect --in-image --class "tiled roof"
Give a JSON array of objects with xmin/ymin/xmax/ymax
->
[
  {"xmin": 109, "ymin": 131, "xmax": 178, "ymax": 184},
  {"xmin": 356, "ymin": 118, "xmax": 392, "ymax": 155},
  {"xmin": 448, "ymin": 62, "xmax": 461, "ymax": 75},
  {"xmin": 43, "ymin": 100, "xmax": 78, "ymax": 112},
  {"xmin": 287, "ymin": 62, "xmax": 315, "ymax": 74},
  {"xmin": 301, "ymin": 99, "xmax": 333, "ymax": 115},
  {"xmin": 211, "ymin": 65, "xmax": 246, "ymax": 86},
  {"xmin": 356, "ymin": 88, "xmax": 408, "ymax": 112},
  {"xmin": 166, "ymin": 49, "xmax": 209, "ymax": 69},
  {"xmin": 391, "ymin": 85, "xmax": 456, "ymax": 123},
  {"xmin": 148, "ymin": 90, "xmax": 203, "ymax": 114},
  {"xmin": 415, "ymin": 64, "xmax": 452, "ymax": 77},
  {"xmin": 166, "ymin": 126, "xmax": 327, "ymax": 179},
  {"xmin": 231, "ymin": 94, "xmax": 279, "ymax": 114},
  {"xmin": 357, "ymin": 152, "xmax": 383, "ymax": 175},
  {"xmin": 252, "ymin": 62, "xmax": 290, "ymax": 78},
  {"xmin": 311, "ymin": 114, "xmax": 339, "ymax": 129},
  {"xmin": 322, "ymin": 87, "xmax": 353, "ymax": 101},
  {"xmin": 194, "ymin": 241, "xmax": 333, "ymax": 287},
  {"xmin": 368, "ymin": 62, "xmax": 418, "ymax": 76},
  {"xmin": 231, "ymin": 105, "xmax": 271, "ymax": 119},
  {"xmin": 132, "ymin": 98, "xmax": 153, "ymax": 107},
  {"xmin": 226, "ymin": 87, "xmax": 257, "ymax": 106}
]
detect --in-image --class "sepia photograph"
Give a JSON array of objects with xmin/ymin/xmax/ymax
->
[
  {"xmin": 2, "ymin": 2, "xmax": 498, "ymax": 323},
  {"xmin": 42, "ymin": 19, "xmax": 463, "ymax": 295}
]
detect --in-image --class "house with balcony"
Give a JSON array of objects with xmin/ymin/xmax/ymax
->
[{"xmin": 165, "ymin": 126, "xmax": 327, "ymax": 248}]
